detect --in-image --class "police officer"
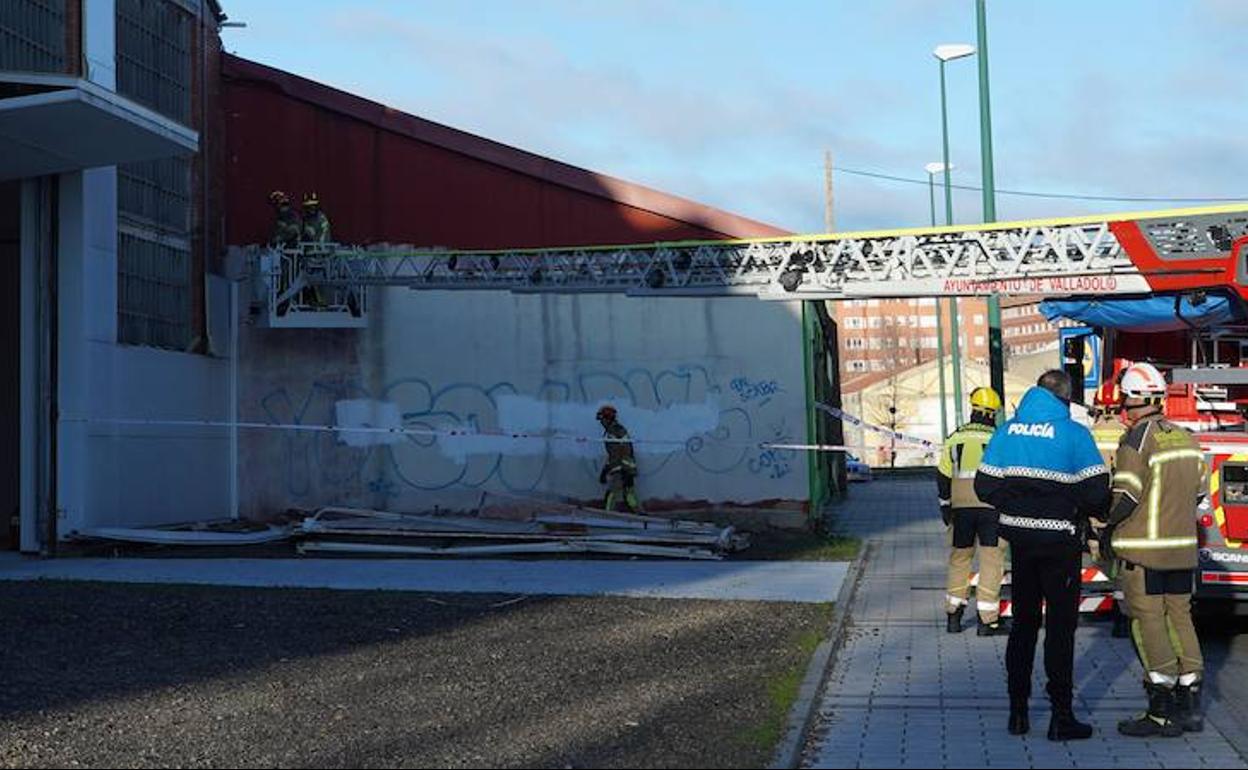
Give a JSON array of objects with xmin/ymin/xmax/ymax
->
[
  {"xmin": 1089, "ymin": 380, "xmax": 1131, "ymax": 638},
  {"xmin": 938, "ymin": 387, "xmax": 1008, "ymax": 636},
  {"xmin": 1099, "ymin": 362, "xmax": 1206, "ymax": 737},
  {"xmin": 975, "ymin": 370, "xmax": 1110, "ymax": 740},
  {"xmin": 597, "ymin": 405, "xmax": 642, "ymax": 513}
]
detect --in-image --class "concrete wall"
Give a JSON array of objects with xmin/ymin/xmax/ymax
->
[
  {"xmin": 55, "ymin": 169, "xmax": 233, "ymax": 537},
  {"xmin": 238, "ymin": 286, "xmax": 809, "ymax": 517}
]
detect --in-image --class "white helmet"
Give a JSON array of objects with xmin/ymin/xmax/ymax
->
[{"xmin": 1119, "ymin": 362, "xmax": 1167, "ymax": 402}]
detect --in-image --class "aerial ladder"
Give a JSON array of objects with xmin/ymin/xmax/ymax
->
[{"xmin": 253, "ymin": 203, "xmax": 1248, "ymax": 330}]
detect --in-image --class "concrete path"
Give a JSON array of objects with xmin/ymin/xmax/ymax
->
[
  {"xmin": 803, "ymin": 478, "xmax": 1247, "ymax": 769},
  {"xmin": 0, "ymin": 553, "xmax": 845, "ymax": 603}
]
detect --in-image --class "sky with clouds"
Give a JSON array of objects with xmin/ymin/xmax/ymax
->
[{"xmin": 222, "ymin": 0, "xmax": 1248, "ymax": 234}]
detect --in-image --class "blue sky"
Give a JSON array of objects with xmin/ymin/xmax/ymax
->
[{"xmin": 222, "ymin": 0, "xmax": 1248, "ymax": 234}]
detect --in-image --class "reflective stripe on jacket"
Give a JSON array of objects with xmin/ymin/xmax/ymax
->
[{"xmin": 938, "ymin": 422, "xmax": 994, "ymax": 510}]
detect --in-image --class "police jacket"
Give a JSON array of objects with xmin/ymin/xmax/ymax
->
[
  {"xmin": 937, "ymin": 419, "xmax": 995, "ymax": 511},
  {"xmin": 1107, "ymin": 414, "xmax": 1206, "ymax": 571},
  {"xmin": 974, "ymin": 386, "xmax": 1110, "ymax": 546}
]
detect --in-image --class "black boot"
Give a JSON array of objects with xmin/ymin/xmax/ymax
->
[
  {"xmin": 1048, "ymin": 704, "xmax": 1093, "ymax": 741},
  {"xmin": 1008, "ymin": 700, "xmax": 1029, "ymax": 735},
  {"xmin": 977, "ymin": 616, "xmax": 1011, "ymax": 637},
  {"xmin": 946, "ymin": 605, "xmax": 965, "ymax": 634},
  {"xmin": 1118, "ymin": 683, "xmax": 1183, "ymax": 738},
  {"xmin": 1174, "ymin": 682, "xmax": 1204, "ymax": 733}
]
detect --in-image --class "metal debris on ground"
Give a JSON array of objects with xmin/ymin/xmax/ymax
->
[
  {"xmin": 296, "ymin": 501, "xmax": 750, "ymax": 560},
  {"xmin": 74, "ymin": 522, "xmax": 292, "ymax": 546}
]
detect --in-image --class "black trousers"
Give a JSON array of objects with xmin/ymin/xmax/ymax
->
[{"xmin": 1006, "ymin": 538, "xmax": 1082, "ymax": 707}]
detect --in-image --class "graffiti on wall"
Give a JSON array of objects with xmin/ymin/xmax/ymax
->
[
  {"xmin": 255, "ymin": 365, "xmax": 799, "ymax": 501},
  {"xmin": 730, "ymin": 377, "xmax": 783, "ymax": 406}
]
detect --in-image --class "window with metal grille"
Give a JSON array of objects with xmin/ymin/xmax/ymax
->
[
  {"xmin": 118, "ymin": 228, "xmax": 190, "ymax": 349},
  {"xmin": 0, "ymin": 0, "xmax": 67, "ymax": 73},
  {"xmin": 116, "ymin": 0, "xmax": 190, "ymax": 124},
  {"xmin": 117, "ymin": 157, "xmax": 191, "ymax": 349}
]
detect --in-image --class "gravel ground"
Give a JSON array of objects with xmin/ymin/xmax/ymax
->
[{"xmin": 0, "ymin": 582, "xmax": 830, "ymax": 769}]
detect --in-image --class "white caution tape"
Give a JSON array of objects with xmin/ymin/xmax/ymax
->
[
  {"xmin": 60, "ymin": 415, "xmax": 868, "ymax": 455},
  {"xmin": 816, "ymin": 403, "xmax": 938, "ymax": 450}
]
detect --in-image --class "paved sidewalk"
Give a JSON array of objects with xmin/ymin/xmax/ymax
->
[
  {"xmin": 0, "ymin": 553, "xmax": 845, "ymax": 603},
  {"xmin": 803, "ymin": 478, "xmax": 1247, "ymax": 769}
]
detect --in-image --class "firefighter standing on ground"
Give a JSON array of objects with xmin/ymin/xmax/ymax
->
[
  {"xmin": 938, "ymin": 387, "xmax": 1009, "ymax": 636},
  {"xmin": 1089, "ymin": 380, "xmax": 1131, "ymax": 638},
  {"xmin": 597, "ymin": 405, "xmax": 642, "ymax": 513},
  {"xmin": 1097, "ymin": 362, "xmax": 1206, "ymax": 737},
  {"xmin": 974, "ymin": 370, "xmax": 1110, "ymax": 741}
]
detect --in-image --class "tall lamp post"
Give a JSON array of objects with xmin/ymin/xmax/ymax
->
[
  {"xmin": 925, "ymin": 161, "xmax": 952, "ymax": 438},
  {"xmin": 934, "ymin": 43, "xmax": 974, "ymax": 424},
  {"xmin": 975, "ymin": 0, "xmax": 1006, "ymax": 414}
]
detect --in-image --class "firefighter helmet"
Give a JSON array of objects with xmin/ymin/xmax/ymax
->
[
  {"xmin": 302, "ymin": 192, "xmax": 321, "ymax": 208},
  {"xmin": 1093, "ymin": 380, "xmax": 1120, "ymax": 407},
  {"xmin": 969, "ymin": 387, "xmax": 1002, "ymax": 414},
  {"xmin": 596, "ymin": 405, "xmax": 617, "ymax": 422},
  {"xmin": 1119, "ymin": 362, "xmax": 1167, "ymax": 403},
  {"xmin": 269, "ymin": 190, "xmax": 290, "ymax": 206}
]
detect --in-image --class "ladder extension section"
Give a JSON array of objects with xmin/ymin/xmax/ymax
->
[{"xmin": 263, "ymin": 205, "xmax": 1248, "ymax": 303}]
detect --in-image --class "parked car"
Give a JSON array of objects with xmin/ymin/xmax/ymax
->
[{"xmin": 846, "ymin": 454, "xmax": 873, "ymax": 482}]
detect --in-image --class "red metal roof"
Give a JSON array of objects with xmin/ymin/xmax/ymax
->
[{"xmin": 222, "ymin": 54, "xmax": 788, "ymax": 248}]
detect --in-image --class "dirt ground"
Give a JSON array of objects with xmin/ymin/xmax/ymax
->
[{"xmin": 0, "ymin": 582, "xmax": 832, "ymax": 769}]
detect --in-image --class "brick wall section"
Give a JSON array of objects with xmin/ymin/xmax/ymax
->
[
  {"xmin": 187, "ymin": 7, "xmax": 225, "ymax": 349},
  {"xmin": 65, "ymin": 0, "xmax": 81, "ymax": 76}
]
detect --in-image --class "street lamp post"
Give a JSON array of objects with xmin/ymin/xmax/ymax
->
[
  {"xmin": 934, "ymin": 43, "xmax": 974, "ymax": 425},
  {"xmin": 925, "ymin": 161, "xmax": 952, "ymax": 438},
  {"xmin": 975, "ymin": 0, "xmax": 1006, "ymax": 415}
]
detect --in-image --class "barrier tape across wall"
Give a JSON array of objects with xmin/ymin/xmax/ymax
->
[{"xmin": 61, "ymin": 402, "xmax": 937, "ymax": 456}]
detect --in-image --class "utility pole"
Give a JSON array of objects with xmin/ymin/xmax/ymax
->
[{"xmin": 824, "ymin": 150, "xmax": 835, "ymax": 233}]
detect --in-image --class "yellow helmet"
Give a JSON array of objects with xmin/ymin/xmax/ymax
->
[{"xmin": 969, "ymin": 386, "xmax": 1002, "ymax": 414}]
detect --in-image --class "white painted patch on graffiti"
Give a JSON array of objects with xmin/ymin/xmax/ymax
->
[
  {"xmin": 335, "ymin": 400, "xmax": 404, "ymax": 447},
  {"xmin": 508, "ymin": 396, "xmax": 720, "ymax": 456},
  {"xmin": 434, "ymin": 396, "xmax": 722, "ymax": 461}
]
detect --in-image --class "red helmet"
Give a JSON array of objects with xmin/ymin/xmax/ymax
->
[
  {"xmin": 596, "ymin": 405, "xmax": 617, "ymax": 422},
  {"xmin": 1093, "ymin": 380, "xmax": 1120, "ymax": 407}
]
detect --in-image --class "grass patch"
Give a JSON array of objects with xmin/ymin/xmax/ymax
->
[
  {"xmin": 746, "ymin": 530, "xmax": 861, "ymax": 561},
  {"xmin": 741, "ymin": 603, "xmax": 835, "ymax": 751}
]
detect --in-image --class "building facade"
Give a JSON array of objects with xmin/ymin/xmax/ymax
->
[
  {"xmin": 834, "ymin": 296, "xmax": 1076, "ymax": 395},
  {"xmin": 1, "ymin": 7, "xmax": 830, "ymax": 553},
  {"xmin": 2, "ymin": 0, "xmax": 228, "ymax": 552}
]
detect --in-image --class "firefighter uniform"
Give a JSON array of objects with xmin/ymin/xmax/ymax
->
[
  {"xmin": 597, "ymin": 406, "xmax": 641, "ymax": 513},
  {"xmin": 1106, "ymin": 362, "xmax": 1207, "ymax": 737},
  {"xmin": 1091, "ymin": 412, "xmax": 1127, "ymax": 467},
  {"xmin": 269, "ymin": 191, "xmax": 301, "ymax": 247},
  {"xmin": 1090, "ymin": 408, "xmax": 1130, "ymax": 636},
  {"xmin": 301, "ymin": 193, "xmax": 332, "ymax": 243},
  {"xmin": 937, "ymin": 387, "xmax": 1006, "ymax": 634}
]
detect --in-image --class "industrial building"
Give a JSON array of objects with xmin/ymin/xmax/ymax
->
[{"xmin": 2, "ymin": 1, "xmax": 833, "ymax": 553}]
